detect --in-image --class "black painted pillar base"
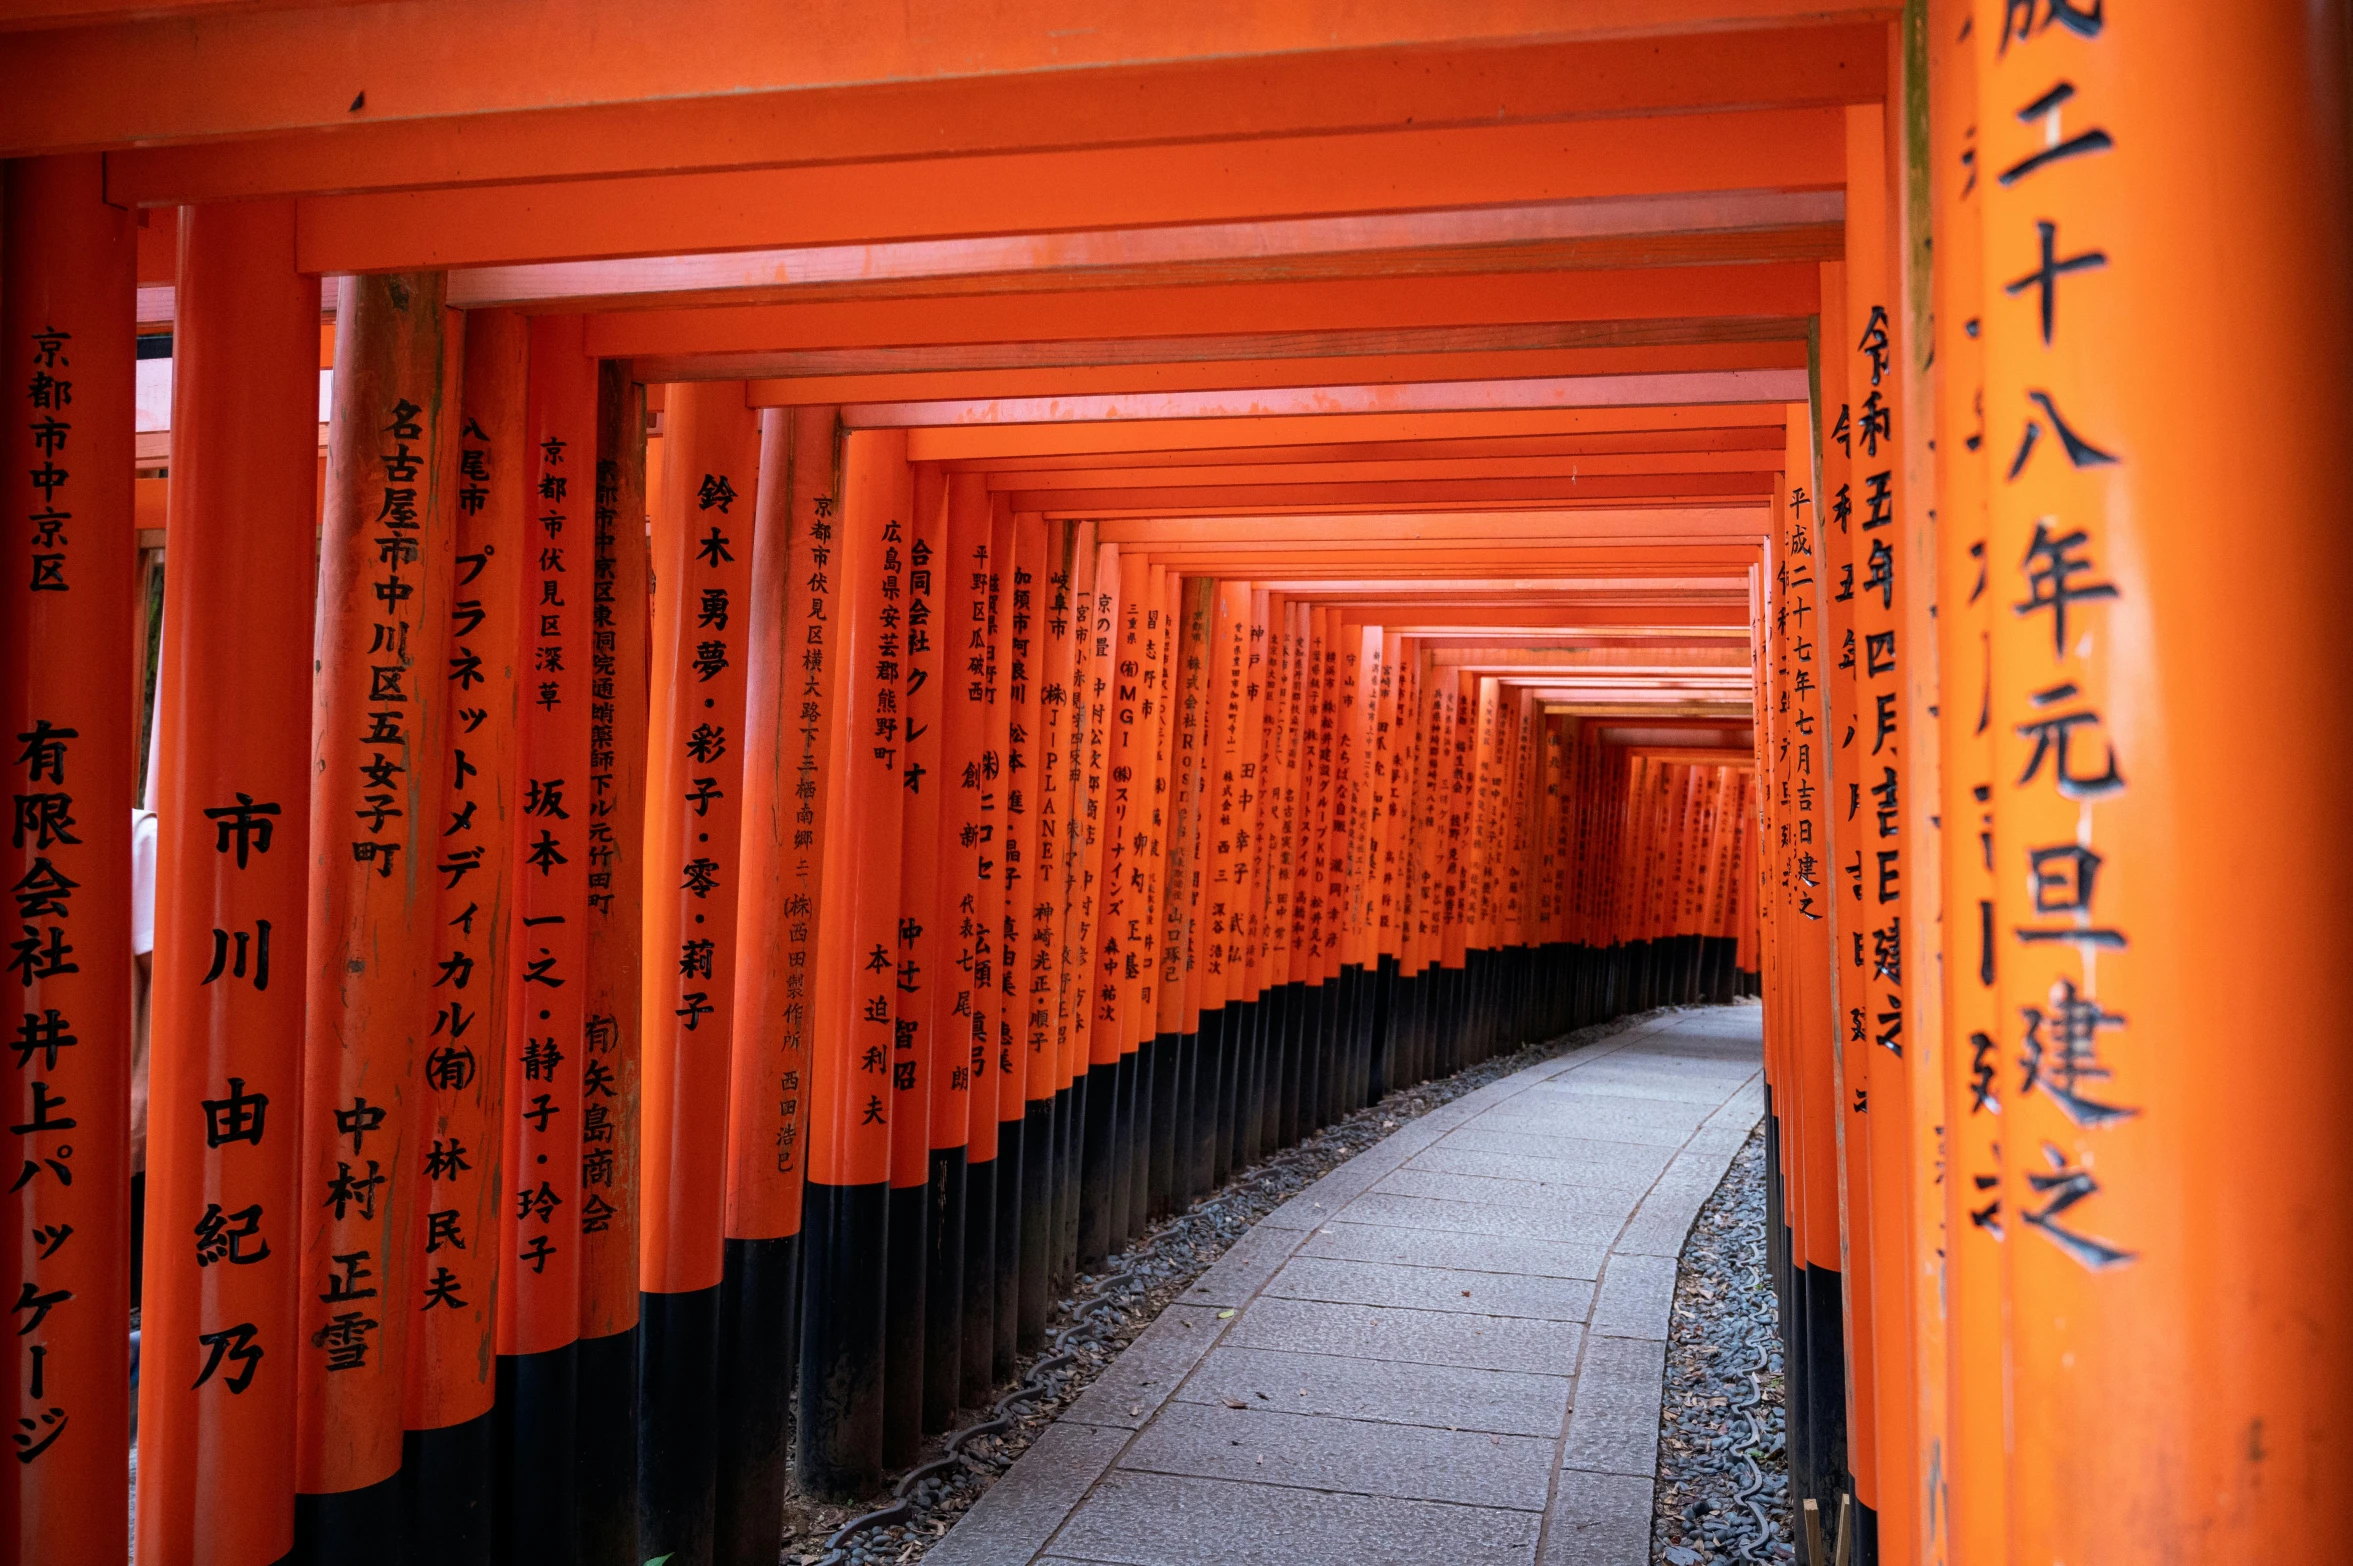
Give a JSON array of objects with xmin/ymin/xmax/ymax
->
[
  {"xmin": 1229, "ymin": 995, "xmax": 1261, "ymax": 1171},
  {"xmin": 1803, "ymin": 1259, "xmax": 1851, "ymax": 1541},
  {"xmin": 1846, "ymin": 1497, "xmax": 1879, "ymax": 1566},
  {"xmin": 1168, "ymin": 1029, "xmax": 1200, "ymax": 1206},
  {"xmin": 923, "ymin": 1147, "xmax": 967, "ymax": 1434},
  {"xmin": 403, "ymin": 1410, "xmax": 493, "ymax": 1566},
  {"xmin": 1018, "ymin": 1098, "xmax": 1056, "ymax": 1352},
  {"xmin": 1212, "ymin": 998, "xmax": 1243, "ymax": 1185},
  {"xmin": 1103, "ymin": 1052, "xmax": 1134, "ymax": 1250},
  {"xmin": 959, "ymin": 1156, "xmax": 997, "ymax": 1410},
  {"xmin": 1077, "ymin": 1058, "xmax": 1120, "ymax": 1267},
  {"xmin": 1147, "ymin": 1031, "xmax": 1181, "ymax": 1216},
  {"xmin": 637, "ymin": 1289, "xmax": 715, "ymax": 1563},
  {"xmin": 1275, "ymin": 983, "xmax": 1305, "ymax": 1147},
  {"xmin": 1199, "ymin": 1006, "xmax": 1229, "ymax": 1190},
  {"xmin": 797, "ymin": 1181, "xmax": 889, "ymax": 1500},
  {"xmin": 718, "ymin": 1237, "xmax": 799, "ymax": 1565},
  {"xmin": 500, "ymin": 1341, "xmax": 581, "ymax": 1566},
  {"xmin": 294, "ymin": 1466, "xmax": 403, "ymax": 1566},
  {"xmin": 1055, "ymin": 1078, "xmax": 1082, "ymax": 1290},
  {"xmin": 881, "ymin": 1184, "xmax": 929, "ymax": 1468},
  {"xmin": 992, "ymin": 1117, "xmax": 1022, "ymax": 1382},
  {"xmin": 1126, "ymin": 1038, "xmax": 1154, "ymax": 1240},
  {"xmin": 577, "ymin": 1325, "xmax": 640, "ymax": 1566}
]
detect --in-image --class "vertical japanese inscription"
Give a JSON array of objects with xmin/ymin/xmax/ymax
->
[
  {"xmin": 501, "ymin": 325, "xmax": 593, "ymax": 1355},
  {"xmin": 1982, "ymin": 1, "xmax": 2135, "ymax": 1273},
  {"xmin": 410, "ymin": 316, "xmax": 519, "ymax": 1432}
]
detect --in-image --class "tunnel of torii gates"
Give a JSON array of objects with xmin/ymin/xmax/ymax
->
[{"xmin": 0, "ymin": 4, "xmax": 2348, "ymax": 1566}]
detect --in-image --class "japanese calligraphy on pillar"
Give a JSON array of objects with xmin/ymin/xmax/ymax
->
[
  {"xmin": 1776, "ymin": 463, "xmax": 1825, "ymax": 935},
  {"xmin": 895, "ymin": 478, "xmax": 941, "ymax": 1154},
  {"xmin": 777, "ymin": 435, "xmax": 839, "ymax": 1180},
  {"xmin": 411, "ymin": 312, "xmax": 523, "ymax": 1432},
  {"xmin": 1030, "ymin": 533, "xmax": 1075, "ymax": 1065},
  {"xmin": 500, "ymin": 323, "xmax": 594, "ymax": 1355},
  {"xmin": 1006, "ymin": 521, "xmax": 1050, "ymax": 1068},
  {"xmin": 582, "ymin": 363, "xmax": 647, "ymax": 1335},
  {"xmin": 1982, "ymin": 0, "xmax": 2136, "ymax": 1273},
  {"xmin": 807, "ymin": 431, "xmax": 908, "ymax": 1194}
]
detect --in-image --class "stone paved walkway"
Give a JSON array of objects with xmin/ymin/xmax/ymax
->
[{"xmin": 925, "ymin": 1004, "xmax": 1766, "ymax": 1566}]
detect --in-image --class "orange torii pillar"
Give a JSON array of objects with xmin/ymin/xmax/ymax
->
[
  {"xmin": 1268, "ymin": 603, "xmax": 1312, "ymax": 1138},
  {"xmin": 1430, "ymin": 664, "xmax": 1466, "ymax": 1074},
  {"xmin": 796, "ymin": 429, "xmax": 906, "ymax": 1495},
  {"xmin": 1075, "ymin": 542, "xmax": 1129, "ymax": 1261},
  {"xmin": 1344, "ymin": 625, "xmax": 1387, "ymax": 1099},
  {"xmin": 977, "ymin": 499, "xmax": 1025, "ymax": 1370},
  {"xmin": 1145, "ymin": 568, "xmax": 1191, "ymax": 1214},
  {"xmin": 1770, "ymin": 442, "xmax": 1854, "ymax": 1551},
  {"xmin": 1256, "ymin": 595, "xmax": 1302, "ymax": 1146},
  {"xmin": 1, "ymin": 154, "xmax": 134, "ymax": 1566},
  {"xmin": 1048, "ymin": 526, "xmax": 1099, "ymax": 1295},
  {"xmin": 1199, "ymin": 581, "xmax": 1248, "ymax": 1182},
  {"xmin": 1314, "ymin": 610, "xmax": 1352, "ymax": 1117},
  {"xmin": 715, "ymin": 404, "xmax": 824, "ymax": 1561},
  {"xmin": 294, "ymin": 270, "xmax": 459, "ymax": 1560},
  {"xmin": 137, "ymin": 197, "xmax": 316, "ymax": 1566},
  {"xmin": 637, "ymin": 378, "xmax": 758, "ymax": 1556},
  {"xmin": 1228, "ymin": 591, "xmax": 1274, "ymax": 1169},
  {"xmin": 1461, "ymin": 673, "xmax": 1499, "ymax": 1050},
  {"xmin": 1925, "ymin": 4, "xmax": 2005, "ymax": 1563},
  {"xmin": 1401, "ymin": 641, "xmax": 1445, "ymax": 1077},
  {"xmin": 1164, "ymin": 576, "xmax": 1213, "ymax": 1200},
  {"xmin": 1122, "ymin": 562, "xmax": 1171, "ymax": 1227},
  {"xmin": 939, "ymin": 477, "xmax": 1001, "ymax": 1407},
  {"xmin": 1320, "ymin": 624, "xmax": 1361, "ymax": 1101},
  {"xmin": 1276, "ymin": 603, "xmax": 1314, "ymax": 1132},
  {"xmin": 491, "ymin": 317, "xmax": 599, "ymax": 1564},
  {"xmin": 730, "ymin": 407, "xmax": 838, "ymax": 1447},
  {"xmin": 1033, "ymin": 523, "xmax": 1084, "ymax": 1299},
  {"xmin": 402, "ymin": 308, "xmax": 523, "ymax": 1564},
  {"xmin": 1333, "ymin": 630, "xmax": 1375, "ymax": 1096},
  {"xmin": 1007, "ymin": 512, "xmax": 1059, "ymax": 1348},
  {"xmin": 981, "ymin": 504, "xmax": 1022, "ymax": 1378},
  {"xmin": 914, "ymin": 475, "xmax": 968, "ymax": 1428},
  {"xmin": 882, "ymin": 465, "xmax": 945, "ymax": 1460},
  {"xmin": 1976, "ymin": 4, "xmax": 2353, "ymax": 1557},
  {"xmin": 1841, "ymin": 104, "xmax": 1919, "ymax": 1565},
  {"xmin": 1371, "ymin": 633, "xmax": 1410, "ymax": 1080},
  {"xmin": 1811, "ymin": 257, "xmax": 1874, "ymax": 1555},
  {"xmin": 579, "ymin": 361, "xmax": 650, "ymax": 1566}
]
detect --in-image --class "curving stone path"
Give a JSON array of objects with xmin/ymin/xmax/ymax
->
[{"xmin": 922, "ymin": 1005, "xmax": 1766, "ymax": 1566}]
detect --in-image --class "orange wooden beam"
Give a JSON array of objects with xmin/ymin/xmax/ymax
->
[
  {"xmin": 698, "ymin": 340, "xmax": 1803, "ymax": 407},
  {"xmin": 286, "ymin": 109, "xmax": 1845, "ymax": 273},
  {"xmin": 607, "ymin": 265, "xmax": 1816, "ymax": 363},
  {"xmin": 904, "ymin": 404, "xmax": 1786, "ymax": 461},
  {"xmin": 938, "ymin": 425, "xmax": 1789, "ymax": 474},
  {"xmin": 66, "ymin": 22, "xmax": 1885, "ymax": 198}
]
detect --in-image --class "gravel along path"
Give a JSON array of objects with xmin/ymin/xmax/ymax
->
[
  {"xmin": 787, "ymin": 1008, "xmax": 1673, "ymax": 1565},
  {"xmin": 1652, "ymin": 1125, "xmax": 1793, "ymax": 1566}
]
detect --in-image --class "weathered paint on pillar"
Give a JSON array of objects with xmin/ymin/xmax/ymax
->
[{"xmin": 296, "ymin": 268, "xmax": 458, "ymax": 1534}]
